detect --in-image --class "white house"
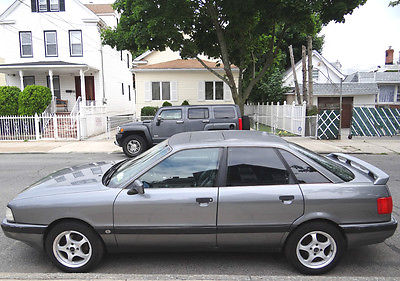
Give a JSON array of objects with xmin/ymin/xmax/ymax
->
[
  {"xmin": 0, "ymin": 0, "xmax": 134, "ymax": 116},
  {"xmin": 132, "ymin": 49, "xmax": 237, "ymax": 116},
  {"xmin": 0, "ymin": 57, "xmax": 5, "ymax": 86}
]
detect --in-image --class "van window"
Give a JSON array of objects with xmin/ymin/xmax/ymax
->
[
  {"xmin": 214, "ymin": 107, "xmax": 235, "ymax": 119},
  {"xmin": 188, "ymin": 108, "xmax": 209, "ymax": 119}
]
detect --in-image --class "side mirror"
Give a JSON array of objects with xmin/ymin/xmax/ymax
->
[
  {"xmin": 156, "ymin": 116, "xmax": 162, "ymax": 126},
  {"xmin": 127, "ymin": 180, "xmax": 145, "ymax": 195}
]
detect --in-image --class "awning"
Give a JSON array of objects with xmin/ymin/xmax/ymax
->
[{"xmin": 0, "ymin": 61, "xmax": 98, "ymax": 75}]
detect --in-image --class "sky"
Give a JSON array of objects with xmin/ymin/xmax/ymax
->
[{"xmin": 1, "ymin": 0, "xmax": 399, "ymax": 75}]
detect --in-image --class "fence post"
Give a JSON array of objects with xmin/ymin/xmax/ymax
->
[
  {"xmin": 76, "ymin": 114, "xmax": 81, "ymax": 140},
  {"xmin": 34, "ymin": 113, "xmax": 40, "ymax": 140},
  {"xmin": 283, "ymin": 101, "xmax": 286, "ymax": 131},
  {"xmin": 291, "ymin": 101, "xmax": 295, "ymax": 134},
  {"xmin": 301, "ymin": 101, "xmax": 307, "ymax": 137},
  {"xmin": 256, "ymin": 102, "xmax": 260, "ymax": 131},
  {"xmin": 53, "ymin": 114, "xmax": 58, "ymax": 139}
]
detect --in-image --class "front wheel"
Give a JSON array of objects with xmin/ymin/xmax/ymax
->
[
  {"xmin": 122, "ymin": 135, "xmax": 147, "ymax": 158},
  {"xmin": 285, "ymin": 222, "xmax": 345, "ymax": 275},
  {"xmin": 45, "ymin": 221, "xmax": 104, "ymax": 273}
]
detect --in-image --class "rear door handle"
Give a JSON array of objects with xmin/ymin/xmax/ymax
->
[
  {"xmin": 196, "ymin": 197, "xmax": 213, "ymax": 207},
  {"xmin": 176, "ymin": 120, "xmax": 184, "ymax": 124},
  {"xmin": 279, "ymin": 195, "xmax": 295, "ymax": 204}
]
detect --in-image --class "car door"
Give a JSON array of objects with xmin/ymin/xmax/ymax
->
[
  {"xmin": 151, "ymin": 108, "xmax": 185, "ymax": 143},
  {"xmin": 217, "ymin": 147, "xmax": 304, "ymax": 249},
  {"xmin": 186, "ymin": 107, "xmax": 210, "ymax": 132},
  {"xmin": 113, "ymin": 147, "xmax": 222, "ymax": 250}
]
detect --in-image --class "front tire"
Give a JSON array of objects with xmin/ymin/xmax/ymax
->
[
  {"xmin": 285, "ymin": 221, "xmax": 345, "ymax": 275},
  {"xmin": 122, "ymin": 135, "xmax": 147, "ymax": 158},
  {"xmin": 45, "ymin": 221, "xmax": 104, "ymax": 273}
]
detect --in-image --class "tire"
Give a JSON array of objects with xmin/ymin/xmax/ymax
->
[
  {"xmin": 45, "ymin": 221, "xmax": 104, "ymax": 273},
  {"xmin": 284, "ymin": 221, "xmax": 345, "ymax": 275},
  {"xmin": 122, "ymin": 135, "xmax": 147, "ymax": 158}
]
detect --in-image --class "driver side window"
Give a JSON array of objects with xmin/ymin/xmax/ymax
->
[{"xmin": 139, "ymin": 148, "xmax": 221, "ymax": 188}]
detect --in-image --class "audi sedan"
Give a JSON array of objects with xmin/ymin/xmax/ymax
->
[{"xmin": 2, "ymin": 131, "xmax": 397, "ymax": 274}]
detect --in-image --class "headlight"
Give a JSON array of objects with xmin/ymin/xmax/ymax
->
[
  {"xmin": 6, "ymin": 207, "xmax": 14, "ymax": 223},
  {"xmin": 117, "ymin": 126, "xmax": 124, "ymax": 133}
]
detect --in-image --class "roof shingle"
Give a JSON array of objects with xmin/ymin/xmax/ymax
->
[
  {"xmin": 84, "ymin": 4, "xmax": 114, "ymax": 14},
  {"xmin": 135, "ymin": 59, "xmax": 236, "ymax": 70}
]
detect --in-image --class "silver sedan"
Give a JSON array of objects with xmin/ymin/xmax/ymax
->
[{"xmin": 2, "ymin": 131, "xmax": 397, "ymax": 274}]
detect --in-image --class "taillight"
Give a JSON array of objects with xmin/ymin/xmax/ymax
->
[
  {"xmin": 238, "ymin": 118, "xmax": 243, "ymax": 130},
  {"xmin": 377, "ymin": 197, "xmax": 393, "ymax": 214}
]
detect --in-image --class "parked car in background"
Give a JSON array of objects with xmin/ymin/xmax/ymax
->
[
  {"xmin": 2, "ymin": 131, "xmax": 396, "ymax": 274},
  {"xmin": 115, "ymin": 104, "xmax": 244, "ymax": 157}
]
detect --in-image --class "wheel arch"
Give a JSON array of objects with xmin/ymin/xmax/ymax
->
[{"xmin": 123, "ymin": 129, "xmax": 152, "ymax": 145}]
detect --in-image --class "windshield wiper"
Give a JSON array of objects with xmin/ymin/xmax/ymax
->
[{"xmin": 102, "ymin": 159, "xmax": 130, "ymax": 186}]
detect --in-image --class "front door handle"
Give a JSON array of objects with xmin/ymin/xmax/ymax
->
[
  {"xmin": 176, "ymin": 120, "xmax": 184, "ymax": 124},
  {"xmin": 196, "ymin": 197, "xmax": 213, "ymax": 207},
  {"xmin": 279, "ymin": 195, "xmax": 295, "ymax": 205},
  {"xmin": 202, "ymin": 120, "xmax": 210, "ymax": 123}
]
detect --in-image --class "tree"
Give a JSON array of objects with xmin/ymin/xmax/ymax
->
[
  {"xmin": 389, "ymin": 1, "xmax": 400, "ymax": 6},
  {"xmin": 103, "ymin": 0, "xmax": 366, "ymax": 114}
]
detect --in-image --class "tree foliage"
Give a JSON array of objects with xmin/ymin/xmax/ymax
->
[
  {"xmin": 18, "ymin": 85, "xmax": 52, "ymax": 116},
  {"xmin": 0, "ymin": 86, "xmax": 21, "ymax": 116},
  {"xmin": 389, "ymin": 1, "xmax": 400, "ymax": 7},
  {"xmin": 103, "ymin": 0, "xmax": 366, "ymax": 113}
]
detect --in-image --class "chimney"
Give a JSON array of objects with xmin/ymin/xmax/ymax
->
[{"xmin": 385, "ymin": 46, "xmax": 394, "ymax": 65}]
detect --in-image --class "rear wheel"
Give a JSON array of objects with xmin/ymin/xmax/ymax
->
[
  {"xmin": 45, "ymin": 221, "xmax": 104, "ymax": 273},
  {"xmin": 285, "ymin": 221, "xmax": 345, "ymax": 275},
  {"xmin": 122, "ymin": 135, "xmax": 147, "ymax": 157}
]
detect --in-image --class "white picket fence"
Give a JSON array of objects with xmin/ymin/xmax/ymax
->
[{"xmin": 244, "ymin": 101, "xmax": 307, "ymax": 136}]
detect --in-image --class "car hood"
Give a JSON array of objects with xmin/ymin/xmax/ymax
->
[{"xmin": 13, "ymin": 161, "xmax": 116, "ymax": 200}]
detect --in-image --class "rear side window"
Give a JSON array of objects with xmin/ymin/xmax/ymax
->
[
  {"xmin": 159, "ymin": 109, "xmax": 182, "ymax": 120},
  {"xmin": 188, "ymin": 108, "xmax": 209, "ymax": 119},
  {"xmin": 226, "ymin": 147, "xmax": 291, "ymax": 186},
  {"xmin": 214, "ymin": 107, "xmax": 235, "ymax": 119},
  {"xmin": 279, "ymin": 150, "xmax": 330, "ymax": 184}
]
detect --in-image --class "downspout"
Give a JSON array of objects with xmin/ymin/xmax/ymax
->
[{"xmin": 98, "ymin": 25, "xmax": 106, "ymax": 105}]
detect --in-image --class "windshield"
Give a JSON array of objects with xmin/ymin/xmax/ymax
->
[
  {"xmin": 289, "ymin": 143, "xmax": 355, "ymax": 182},
  {"xmin": 107, "ymin": 140, "xmax": 171, "ymax": 188}
]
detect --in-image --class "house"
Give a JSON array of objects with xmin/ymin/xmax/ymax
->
[
  {"xmin": 0, "ymin": 57, "xmax": 5, "ymax": 86},
  {"xmin": 0, "ymin": 0, "xmax": 134, "ymax": 116},
  {"xmin": 132, "ymin": 48, "xmax": 237, "ymax": 116}
]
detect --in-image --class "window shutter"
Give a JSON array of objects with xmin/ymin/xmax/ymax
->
[
  {"xmin": 223, "ymin": 82, "xmax": 232, "ymax": 101},
  {"xmin": 59, "ymin": 0, "xmax": 65, "ymax": 11},
  {"xmin": 31, "ymin": 0, "xmax": 37, "ymax": 12},
  {"xmin": 144, "ymin": 81, "xmax": 151, "ymax": 102},
  {"xmin": 170, "ymin": 81, "xmax": 178, "ymax": 102},
  {"xmin": 46, "ymin": 0, "xmax": 50, "ymax": 11},
  {"xmin": 198, "ymin": 81, "xmax": 205, "ymax": 101}
]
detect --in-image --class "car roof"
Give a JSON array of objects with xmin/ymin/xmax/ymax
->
[
  {"xmin": 168, "ymin": 130, "xmax": 288, "ymax": 149},
  {"xmin": 159, "ymin": 104, "xmax": 238, "ymax": 109}
]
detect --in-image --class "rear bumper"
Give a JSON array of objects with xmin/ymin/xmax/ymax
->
[
  {"xmin": 340, "ymin": 217, "xmax": 397, "ymax": 247},
  {"xmin": 1, "ymin": 219, "xmax": 46, "ymax": 250}
]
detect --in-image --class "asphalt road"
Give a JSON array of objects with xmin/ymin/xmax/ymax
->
[{"xmin": 0, "ymin": 153, "xmax": 399, "ymax": 279}]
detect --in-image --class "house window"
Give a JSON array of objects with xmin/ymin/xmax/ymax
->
[
  {"xmin": 205, "ymin": 81, "xmax": 223, "ymax": 100},
  {"xmin": 23, "ymin": 76, "xmax": 35, "ymax": 88},
  {"xmin": 32, "ymin": 0, "xmax": 64, "ymax": 12},
  {"xmin": 44, "ymin": 31, "xmax": 58, "ymax": 57},
  {"xmin": 128, "ymin": 85, "xmax": 131, "ymax": 101},
  {"xmin": 122, "ymin": 83, "xmax": 124, "ymax": 95},
  {"xmin": 47, "ymin": 75, "xmax": 61, "ymax": 99},
  {"xmin": 50, "ymin": 0, "xmax": 59, "ymax": 11},
  {"xmin": 379, "ymin": 85, "xmax": 395, "ymax": 103},
  {"xmin": 152, "ymin": 82, "xmax": 170, "ymax": 101},
  {"xmin": 38, "ymin": 0, "xmax": 47, "ymax": 11},
  {"xmin": 127, "ymin": 54, "xmax": 130, "ymax": 68},
  {"xmin": 312, "ymin": 69, "xmax": 319, "ymax": 80},
  {"xmin": 19, "ymin": 32, "xmax": 33, "ymax": 57},
  {"xmin": 69, "ymin": 30, "xmax": 83, "ymax": 56}
]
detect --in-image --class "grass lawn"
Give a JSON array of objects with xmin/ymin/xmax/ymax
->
[{"xmin": 254, "ymin": 123, "xmax": 297, "ymax": 137}]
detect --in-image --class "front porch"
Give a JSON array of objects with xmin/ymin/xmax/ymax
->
[{"xmin": 0, "ymin": 61, "xmax": 101, "ymax": 112}]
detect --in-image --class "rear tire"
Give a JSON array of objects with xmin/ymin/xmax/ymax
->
[
  {"xmin": 45, "ymin": 221, "xmax": 104, "ymax": 273},
  {"xmin": 285, "ymin": 221, "xmax": 345, "ymax": 275},
  {"xmin": 122, "ymin": 135, "xmax": 147, "ymax": 158}
]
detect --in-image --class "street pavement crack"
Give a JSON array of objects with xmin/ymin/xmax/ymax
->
[{"xmin": 384, "ymin": 241, "xmax": 400, "ymax": 256}]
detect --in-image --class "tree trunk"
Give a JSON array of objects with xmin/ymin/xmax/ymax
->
[
  {"xmin": 302, "ymin": 45, "xmax": 308, "ymax": 105},
  {"xmin": 289, "ymin": 45, "xmax": 301, "ymax": 104},
  {"xmin": 307, "ymin": 36, "xmax": 313, "ymax": 106}
]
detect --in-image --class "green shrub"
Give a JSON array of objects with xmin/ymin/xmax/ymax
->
[
  {"xmin": 141, "ymin": 106, "xmax": 158, "ymax": 116},
  {"xmin": 181, "ymin": 100, "xmax": 190, "ymax": 105},
  {"xmin": 162, "ymin": 101, "xmax": 172, "ymax": 107},
  {"xmin": 18, "ymin": 85, "xmax": 52, "ymax": 116},
  {"xmin": 0, "ymin": 86, "xmax": 21, "ymax": 116},
  {"xmin": 306, "ymin": 105, "xmax": 318, "ymax": 116}
]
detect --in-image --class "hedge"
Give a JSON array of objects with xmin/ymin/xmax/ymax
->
[
  {"xmin": 141, "ymin": 106, "xmax": 158, "ymax": 116},
  {"xmin": 18, "ymin": 85, "xmax": 52, "ymax": 116},
  {"xmin": 0, "ymin": 86, "xmax": 21, "ymax": 116},
  {"xmin": 181, "ymin": 100, "xmax": 190, "ymax": 105},
  {"xmin": 162, "ymin": 101, "xmax": 172, "ymax": 107}
]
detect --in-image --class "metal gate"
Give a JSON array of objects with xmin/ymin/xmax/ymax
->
[
  {"xmin": 317, "ymin": 110, "xmax": 340, "ymax": 140},
  {"xmin": 351, "ymin": 107, "xmax": 400, "ymax": 137}
]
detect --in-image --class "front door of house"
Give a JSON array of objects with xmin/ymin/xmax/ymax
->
[{"xmin": 75, "ymin": 76, "xmax": 95, "ymax": 101}]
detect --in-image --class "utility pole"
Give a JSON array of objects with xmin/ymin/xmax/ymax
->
[
  {"xmin": 289, "ymin": 45, "xmax": 302, "ymax": 104},
  {"xmin": 302, "ymin": 45, "xmax": 308, "ymax": 105},
  {"xmin": 307, "ymin": 36, "xmax": 313, "ymax": 106}
]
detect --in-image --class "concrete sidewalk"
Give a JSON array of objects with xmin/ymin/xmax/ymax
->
[{"xmin": 0, "ymin": 136, "xmax": 399, "ymax": 155}]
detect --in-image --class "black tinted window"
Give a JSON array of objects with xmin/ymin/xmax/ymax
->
[
  {"xmin": 188, "ymin": 108, "xmax": 209, "ymax": 119},
  {"xmin": 139, "ymin": 148, "xmax": 221, "ymax": 188},
  {"xmin": 279, "ymin": 150, "xmax": 330, "ymax": 184},
  {"xmin": 214, "ymin": 107, "xmax": 235, "ymax": 119},
  {"xmin": 227, "ymin": 148, "xmax": 290, "ymax": 186}
]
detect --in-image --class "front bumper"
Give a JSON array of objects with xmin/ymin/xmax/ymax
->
[
  {"xmin": 1, "ymin": 219, "xmax": 46, "ymax": 250},
  {"xmin": 340, "ymin": 216, "xmax": 397, "ymax": 247},
  {"xmin": 115, "ymin": 133, "xmax": 123, "ymax": 147}
]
